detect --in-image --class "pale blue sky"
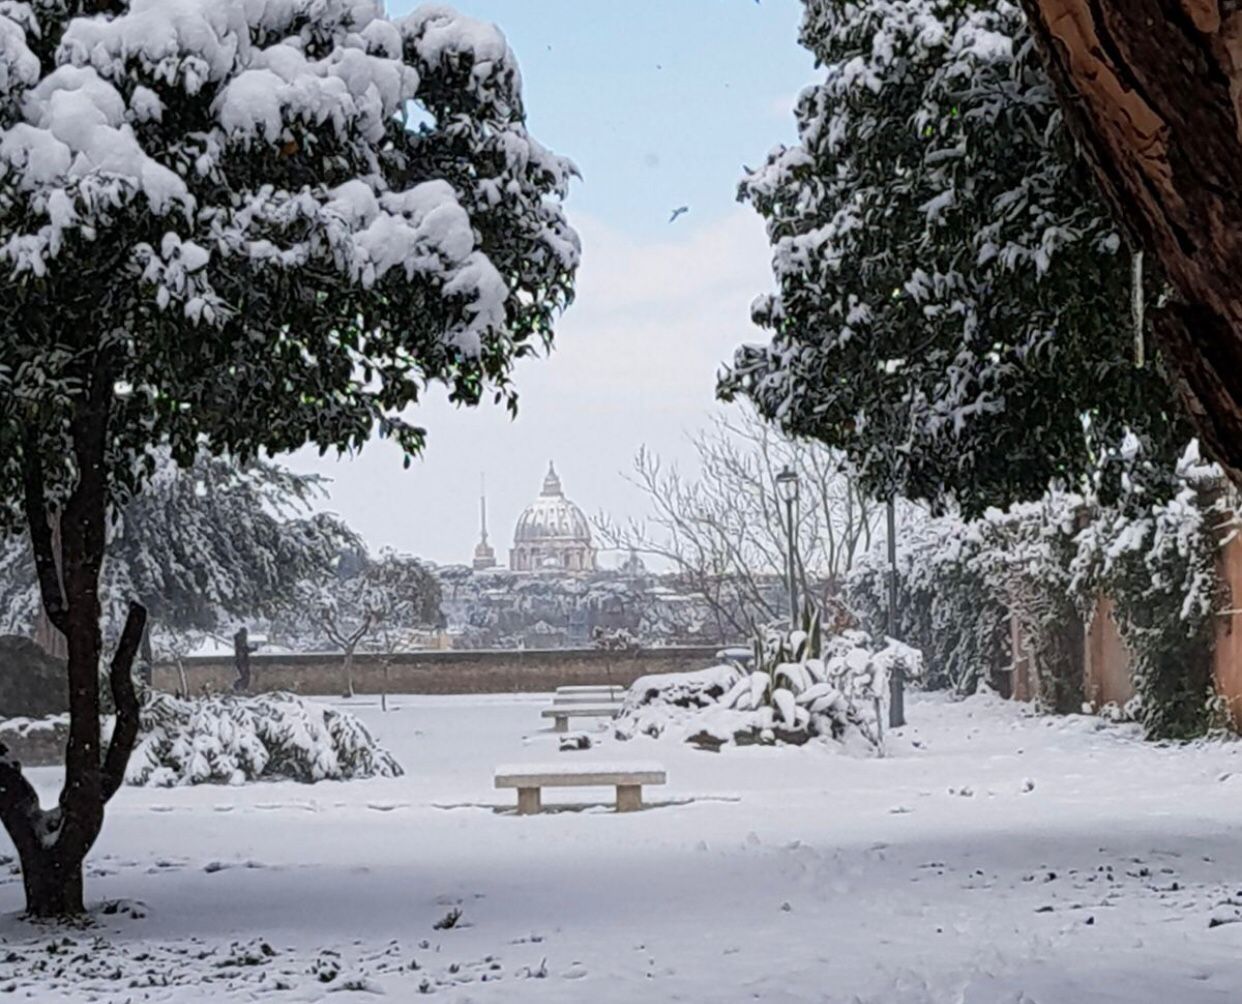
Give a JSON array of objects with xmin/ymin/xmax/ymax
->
[
  {"xmin": 423, "ymin": 0, "xmax": 812, "ymax": 238},
  {"xmin": 293, "ymin": 1, "xmax": 816, "ymax": 565}
]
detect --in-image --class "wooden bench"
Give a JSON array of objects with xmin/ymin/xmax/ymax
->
[
  {"xmin": 495, "ymin": 762, "xmax": 667, "ymax": 814},
  {"xmin": 541, "ymin": 705, "xmax": 620, "ymax": 732}
]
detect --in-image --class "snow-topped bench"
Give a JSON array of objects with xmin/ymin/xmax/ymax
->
[
  {"xmin": 556, "ymin": 685, "xmax": 625, "ymax": 698},
  {"xmin": 553, "ymin": 692, "xmax": 623, "ymax": 706},
  {"xmin": 541, "ymin": 704, "xmax": 621, "ymax": 732},
  {"xmin": 494, "ymin": 762, "xmax": 667, "ymax": 814}
]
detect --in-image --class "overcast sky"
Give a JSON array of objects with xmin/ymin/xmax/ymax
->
[{"xmin": 288, "ymin": 0, "xmax": 816, "ymax": 567}]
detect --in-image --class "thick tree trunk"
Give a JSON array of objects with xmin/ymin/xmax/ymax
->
[
  {"xmin": 7, "ymin": 355, "xmax": 146, "ymax": 917},
  {"xmin": 1020, "ymin": 0, "xmax": 1242, "ymax": 485},
  {"xmin": 21, "ymin": 850, "xmax": 85, "ymax": 918}
]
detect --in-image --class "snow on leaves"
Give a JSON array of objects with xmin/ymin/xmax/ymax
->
[
  {"xmin": 615, "ymin": 622, "xmax": 922, "ymax": 752},
  {"xmin": 0, "ymin": 0, "xmax": 579, "ymax": 527},
  {"xmin": 125, "ymin": 689, "xmax": 402, "ymax": 787},
  {"xmin": 723, "ymin": 0, "xmax": 1182, "ymax": 513}
]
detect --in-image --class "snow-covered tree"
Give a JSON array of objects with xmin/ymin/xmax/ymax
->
[
  {"xmin": 0, "ymin": 1, "xmax": 577, "ymax": 917},
  {"xmin": 0, "ymin": 452, "xmax": 356, "ymax": 655},
  {"xmin": 294, "ymin": 549, "xmax": 441, "ymax": 698},
  {"xmin": 720, "ymin": 0, "xmax": 1184, "ymax": 515},
  {"xmin": 597, "ymin": 409, "xmax": 882, "ymax": 639}
]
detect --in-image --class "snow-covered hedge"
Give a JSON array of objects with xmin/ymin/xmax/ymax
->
[
  {"xmin": 615, "ymin": 617, "xmax": 922, "ymax": 753},
  {"xmin": 848, "ymin": 441, "xmax": 1233, "ymax": 738},
  {"xmin": 125, "ymin": 692, "xmax": 401, "ymax": 787}
]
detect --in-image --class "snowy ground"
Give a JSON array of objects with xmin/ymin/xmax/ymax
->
[{"xmin": 2, "ymin": 692, "xmax": 1242, "ymax": 1002}]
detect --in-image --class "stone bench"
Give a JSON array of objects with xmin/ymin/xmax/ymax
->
[
  {"xmin": 556, "ymin": 685, "xmax": 625, "ymax": 697},
  {"xmin": 553, "ymin": 693, "xmax": 623, "ymax": 706},
  {"xmin": 495, "ymin": 762, "xmax": 667, "ymax": 814},
  {"xmin": 541, "ymin": 705, "xmax": 620, "ymax": 732}
]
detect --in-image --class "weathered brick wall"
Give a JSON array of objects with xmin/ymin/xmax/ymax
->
[{"xmin": 153, "ymin": 646, "xmax": 721, "ymax": 696}]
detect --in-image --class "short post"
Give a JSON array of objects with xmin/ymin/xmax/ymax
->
[
  {"xmin": 616, "ymin": 784, "xmax": 643, "ymax": 812},
  {"xmin": 517, "ymin": 787, "xmax": 541, "ymax": 815},
  {"xmin": 554, "ymin": 714, "xmax": 568, "ymax": 733}
]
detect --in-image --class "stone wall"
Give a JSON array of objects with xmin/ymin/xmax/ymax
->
[
  {"xmin": 1084, "ymin": 597, "xmax": 1135, "ymax": 710},
  {"xmin": 154, "ymin": 646, "xmax": 721, "ymax": 697},
  {"xmin": 0, "ymin": 716, "xmax": 68, "ymax": 768},
  {"xmin": 1213, "ymin": 534, "xmax": 1242, "ymax": 722},
  {"xmin": 1017, "ymin": 535, "xmax": 1242, "ymax": 718}
]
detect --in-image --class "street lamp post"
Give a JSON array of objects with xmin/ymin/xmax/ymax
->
[
  {"xmin": 887, "ymin": 496, "xmax": 905, "ymax": 728},
  {"xmin": 775, "ymin": 466, "xmax": 800, "ymax": 628}
]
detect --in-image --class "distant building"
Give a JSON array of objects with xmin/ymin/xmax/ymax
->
[
  {"xmin": 509, "ymin": 462, "xmax": 597, "ymax": 573},
  {"xmin": 620, "ymin": 548, "xmax": 647, "ymax": 577},
  {"xmin": 472, "ymin": 477, "xmax": 497, "ymax": 571}
]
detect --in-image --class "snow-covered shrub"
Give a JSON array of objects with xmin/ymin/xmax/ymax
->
[
  {"xmin": 1070, "ymin": 444, "xmax": 1230, "ymax": 739},
  {"xmin": 615, "ymin": 611, "xmax": 922, "ymax": 752},
  {"xmin": 846, "ymin": 497, "xmax": 1085, "ymax": 710},
  {"xmin": 624, "ymin": 663, "xmax": 743, "ymax": 712},
  {"xmin": 125, "ymin": 691, "xmax": 401, "ymax": 787},
  {"xmin": 848, "ymin": 515, "xmax": 1010, "ymax": 695},
  {"xmin": 850, "ymin": 440, "xmax": 1234, "ymax": 738}
]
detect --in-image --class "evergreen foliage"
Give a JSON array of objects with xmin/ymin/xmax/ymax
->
[
  {"xmin": 0, "ymin": 452, "xmax": 356, "ymax": 641},
  {"xmin": 125, "ymin": 690, "xmax": 402, "ymax": 786},
  {"xmin": 849, "ymin": 445, "xmax": 1232, "ymax": 737},
  {"xmin": 721, "ymin": 0, "xmax": 1184, "ymax": 514},
  {"xmin": 0, "ymin": 0, "xmax": 575, "ymax": 916}
]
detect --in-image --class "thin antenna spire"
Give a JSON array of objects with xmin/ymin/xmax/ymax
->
[{"xmin": 479, "ymin": 473, "xmax": 489, "ymax": 544}]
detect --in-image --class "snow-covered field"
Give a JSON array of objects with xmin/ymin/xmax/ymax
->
[{"xmin": 2, "ymin": 692, "xmax": 1242, "ymax": 1002}]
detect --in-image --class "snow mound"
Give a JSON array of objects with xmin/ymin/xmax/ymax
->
[{"xmin": 125, "ymin": 691, "xmax": 402, "ymax": 786}]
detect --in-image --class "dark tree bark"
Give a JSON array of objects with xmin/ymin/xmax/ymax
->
[
  {"xmin": 1020, "ymin": 0, "xmax": 1242, "ymax": 486},
  {"xmin": 233, "ymin": 627, "xmax": 252, "ymax": 693},
  {"xmin": 2, "ymin": 355, "xmax": 148, "ymax": 917}
]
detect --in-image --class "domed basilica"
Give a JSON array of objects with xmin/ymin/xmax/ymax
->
[{"xmin": 472, "ymin": 462, "xmax": 597, "ymax": 573}]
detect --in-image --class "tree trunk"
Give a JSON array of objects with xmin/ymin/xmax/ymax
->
[
  {"xmin": 21, "ymin": 848, "xmax": 85, "ymax": 918},
  {"xmin": 233, "ymin": 627, "xmax": 251, "ymax": 693},
  {"xmin": 1019, "ymin": 0, "xmax": 1242, "ymax": 485},
  {"xmin": 342, "ymin": 648, "xmax": 355, "ymax": 699},
  {"xmin": 7, "ymin": 364, "xmax": 146, "ymax": 917}
]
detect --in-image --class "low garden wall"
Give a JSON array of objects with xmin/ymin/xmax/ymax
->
[{"xmin": 153, "ymin": 646, "xmax": 722, "ymax": 697}]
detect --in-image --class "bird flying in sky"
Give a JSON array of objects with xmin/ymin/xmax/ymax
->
[{"xmin": 669, "ymin": 206, "xmax": 689, "ymax": 223}]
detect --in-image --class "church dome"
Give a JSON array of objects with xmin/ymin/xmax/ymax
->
[
  {"xmin": 510, "ymin": 463, "xmax": 597, "ymax": 573},
  {"xmin": 514, "ymin": 463, "xmax": 592, "ymax": 544}
]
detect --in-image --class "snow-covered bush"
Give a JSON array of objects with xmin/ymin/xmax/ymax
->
[
  {"xmin": 125, "ymin": 691, "xmax": 401, "ymax": 787},
  {"xmin": 615, "ymin": 611, "xmax": 922, "ymax": 752},
  {"xmin": 1070, "ymin": 444, "xmax": 1230, "ymax": 738},
  {"xmin": 850, "ymin": 441, "xmax": 1234, "ymax": 738},
  {"xmin": 848, "ymin": 514, "xmax": 1010, "ymax": 695},
  {"xmin": 847, "ymin": 496, "xmax": 1084, "ymax": 709}
]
